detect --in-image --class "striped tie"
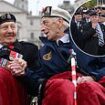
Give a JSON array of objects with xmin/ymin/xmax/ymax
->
[{"xmin": 96, "ymin": 24, "xmax": 105, "ymax": 47}]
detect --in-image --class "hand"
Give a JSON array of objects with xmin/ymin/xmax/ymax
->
[
  {"xmin": 7, "ymin": 58, "xmax": 27, "ymax": 76},
  {"xmin": 77, "ymin": 76, "xmax": 95, "ymax": 84}
]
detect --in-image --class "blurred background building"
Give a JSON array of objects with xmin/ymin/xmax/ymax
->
[
  {"xmin": 0, "ymin": 0, "xmax": 41, "ymax": 47},
  {"xmin": 97, "ymin": 0, "xmax": 105, "ymax": 5}
]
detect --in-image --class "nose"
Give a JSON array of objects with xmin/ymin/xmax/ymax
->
[
  {"xmin": 41, "ymin": 24, "xmax": 46, "ymax": 32},
  {"xmin": 7, "ymin": 26, "xmax": 13, "ymax": 33}
]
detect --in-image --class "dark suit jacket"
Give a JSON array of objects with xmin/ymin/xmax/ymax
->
[
  {"xmin": 0, "ymin": 40, "xmax": 39, "ymax": 95},
  {"xmin": 71, "ymin": 21, "xmax": 99, "ymax": 56},
  {"xmin": 73, "ymin": 44, "xmax": 105, "ymax": 81},
  {"xmin": 70, "ymin": 20, "xmax": 84, "ymax": 49},
  {"xmin": 82, "ymin": 22, "xmax": 98, "ymax": 55},
  {"xmin": 97, "ymin": 23, "xmax": 105, "ymax": 55}
]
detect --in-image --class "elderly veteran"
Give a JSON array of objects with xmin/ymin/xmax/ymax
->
[
  {"xmin": 0, "ymin": 12, "xmax": 39, "ymax": 105},
  {"xmin": 24, "ymin": 6, "xmax": 73, "ymax": 105}
]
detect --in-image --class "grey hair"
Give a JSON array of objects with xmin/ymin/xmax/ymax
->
[
  {"xmin": 52, "ymin": 17, "xmax": 70, "ymax": 32},
  {"xmin": 63, "ymin": 20, "xmax": 69, "ymax": 31}
]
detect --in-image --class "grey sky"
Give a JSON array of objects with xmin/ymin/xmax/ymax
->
[{"xmin": 4, "ymin": 0, "xmax": 75, "ymax": 15}]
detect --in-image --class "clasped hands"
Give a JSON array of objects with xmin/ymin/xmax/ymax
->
[
  {"xmin": 7, "ymin": 58, "xmax": 27, "ymax": 76},
  {"xmin": 77, "ymin": 76, "xmax": 95, "ymax": 84}
]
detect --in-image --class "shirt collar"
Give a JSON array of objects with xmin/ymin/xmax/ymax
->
[
  {"xmin": 0, "ymin": 44, "xmax": 3, "ymax": 49},
  {"xmin": 57, "ymin": 33, "xmax": 70, "ymax": 43}
]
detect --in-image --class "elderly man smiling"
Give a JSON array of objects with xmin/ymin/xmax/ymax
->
[{"xmin": 0, "ymin": 12, "xmax": 39, "ymax": 105}]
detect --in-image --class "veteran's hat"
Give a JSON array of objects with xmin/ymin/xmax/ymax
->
[
  {"xmin": 89, "ymin": 10, "xmax": 97, "ymax": 16},
  {"xmin": 41, "ymin": 6, "xmax": 71, "ymax": 23},
  {"xmin": 0, "ymin": 13, "xmax": 16, "ymax": 25}
]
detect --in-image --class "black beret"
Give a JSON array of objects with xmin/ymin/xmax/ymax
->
[
  {"xmin": 89, "ymin": 10, "xmax": 97, "ymax": 16},
  {"xmin": 94, "ymin": 6, "xmax": 101, "ymax": 10},
  {"xmin": 75, "ymin": 11, "xmax": 82, "ymax": 15},
  {"xmin": 101, "ymin": 6, "xmax": 105, "ymax": 10},
  {"xmin": 0, "ymin": 13, "xmax": 16, "ymax": 25}
]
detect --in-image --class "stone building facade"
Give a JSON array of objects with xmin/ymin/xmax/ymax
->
[{"xmin": 0, "ymin": 0, "xmax": 41, "ymax": 47}]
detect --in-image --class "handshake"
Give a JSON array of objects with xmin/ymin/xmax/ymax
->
[{"xmin": 0, "ymin": 47, "xmax": 27, "ymax": 76}]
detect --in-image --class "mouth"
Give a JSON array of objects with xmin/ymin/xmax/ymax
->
[
  {"xmin": 45, "ymin": 32, "xmax": 49, "ymax": 35},
  {"xmin": 5, "ymin": 34, "xmax": 15, "ymax": 37},
  {"xmin": 6, "ymin": 35, "xmax": 16, "ymax": 40}
]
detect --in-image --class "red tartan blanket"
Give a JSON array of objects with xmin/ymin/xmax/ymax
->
[
  {"xmin": 42, "ymin": 71, "xmax": 105, "ymax": 105},
  {"xmin": 0, "ymin": 67, "xmax": 29, "ymax": 105}
]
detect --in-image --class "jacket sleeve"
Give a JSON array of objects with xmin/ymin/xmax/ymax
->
[
  {"xmin": 87, "ymin": 58, "xmax": 105, "ymax": 81},
  {"xmin": 73, "ymin": 45, "xmax": 105, "ymax": 81},
  {"xmin": 23, "ymin": 66, "xmax": 48, "ymax": 96}
]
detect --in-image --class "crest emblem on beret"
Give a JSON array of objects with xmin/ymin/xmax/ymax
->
[
  {"xmin": 43, "ymin": 51, "xmax": 52, "ymax": 61},
  {"xmin": 42, "ymin": 6, "xmax": 52, "ymax": 17},
  {"xmin": 7, "ymin": 13, "xmax": 11, "ymax": 19},
  {"xmin": 1, "ymin": 14, "xmax": 6, "ymax": 19}
]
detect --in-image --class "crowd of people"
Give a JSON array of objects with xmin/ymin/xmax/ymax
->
[
  {"xmin": 71, "ymin": 6, "xmax": 105, "ymax": 56},
  {"xmin": 0, "ymin": 3, "xmax": 105, "ymax": 105}
]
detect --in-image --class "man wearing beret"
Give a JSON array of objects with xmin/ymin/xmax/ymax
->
[
  {"xmin": 0, "ymin": 12, "xmax": 39, "ymax": 105},
  {"xmin": 24, "ymin": 6, "xmax": 73, "ymax": 105},
  {"xmin": 71, "ymin": 9, "xmax": 85, "ymax": 50},
  {"xmin": 83, "ymin": 10, "xmax": 105, "ymax": 55}
]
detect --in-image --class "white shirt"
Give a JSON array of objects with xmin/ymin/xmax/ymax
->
[{"xmin": 57, "ymin": 33, "xmax": 70, "ymax": 44}]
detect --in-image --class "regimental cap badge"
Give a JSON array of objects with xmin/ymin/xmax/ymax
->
[
  {"xmin": 41, "ymin": 6, "xmax": 52, "ymax": 17},
  {"xmin": 43, "ymin": 51, "xmax": 52, "ymax": 61},
  {"xmin": 7, "ymin": 13, "xmax": 12, "ymax": 19}
]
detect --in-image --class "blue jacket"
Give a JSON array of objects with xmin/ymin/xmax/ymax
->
[
  {"xmin": 73, "ymin": 44, "xmax": 105, "ymax": 81},
  {"xmin": 39, "ymin": 37, "xmax": 71, "ymax": 75},
  {"xmin": 25, "ymin": 36, "xmax": 72, "ymax": 95}
]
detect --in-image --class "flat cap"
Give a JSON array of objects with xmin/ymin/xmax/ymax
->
[
  {"xmin": 41, "ymin": 6, "xmax": 71, "ymax": 23},
  {"xmin": 0, "ymin": 13, "xmax": 16, "ymax": 25}
]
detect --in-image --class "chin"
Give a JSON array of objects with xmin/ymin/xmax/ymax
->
[
  {"xmin": 47, "ymin": 37, "xmax": 51, "ymax": 40},
  {"xmin": 5, "ymin": 39, "xmax": 16, "ymax": 44}
]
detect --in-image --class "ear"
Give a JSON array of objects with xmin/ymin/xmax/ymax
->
[{"xmin": 57, "ymin": 18, "xmax": 63, "ymax": 27}]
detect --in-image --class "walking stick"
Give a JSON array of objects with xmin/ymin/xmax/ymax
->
[{"xmin": 71, "ymin": 50, "xmax": 77, "ymax": 105}]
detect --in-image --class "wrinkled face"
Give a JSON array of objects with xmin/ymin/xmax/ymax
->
[
  {"xmin": 0, "ymin": 22, "xmax": 17, "ymax": 45},
  {"xmin": 41, "ymin": 17, "xmax": 63, "ymax": 40}
]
